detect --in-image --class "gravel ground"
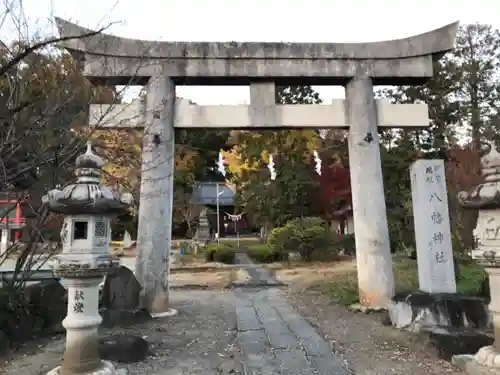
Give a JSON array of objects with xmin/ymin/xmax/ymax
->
[
  {"xmin": 1, "ymin": 290, "xmax": 242, "ymax": 375},
  {"xmin": 283, "ymin": 288, "xmax": 465, "ymax": 375},
  {"xmin": 1, "ymin": 264, "xmax": 469, "ymax": 375}
]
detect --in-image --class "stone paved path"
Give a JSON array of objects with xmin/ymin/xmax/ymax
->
[
  {"xmin": 233, "ymin": 252, "xmax": 283, "ymax": 287},
  {"xmin": 233, "ymin": 288, "xmax": 351, "ymax": 375},
  {"xmin": 233, "ymin": 252, "xmax": 351, "ymax": 374}
]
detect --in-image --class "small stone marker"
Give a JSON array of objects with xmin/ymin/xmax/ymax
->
[
  {"xmin": 410, "ymin": 159, "xmax": 456, "ymax": 293},
  {"xmin": 123, "ymin": 231, "xmax": 132, "ymax": 249},
  {"xmin": 195, "ymin": 209, "xmax": 211, "ymax": 242},
  {"xmin": 170, "ymin": 248, "xmax": 181, "ymax": 267},
  {"xmin": 101, "ymin": 266, "xmax": 142, "ymax": 310}
]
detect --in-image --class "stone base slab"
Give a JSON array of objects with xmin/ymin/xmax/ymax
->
[
  {"xmin": 425, "ymin": 327, "xmax": 493, "ymax": 361},
  {"xmin": 46, "ymin": 360, "xmax": 127, "ymax": 375},
  {"xmin": 453, "ymin": 354, "xmax": 500, "ymax": 374},
  {"xmin": 151, "ymin": 308, "xmax": 178, "ymax": 318},
  {"xmin": 388, "ymin": 290, "xmax": 490, "ymax": 332}
]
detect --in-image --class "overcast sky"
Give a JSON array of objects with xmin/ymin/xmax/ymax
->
[{"xmin": 2, "ymin": 0, "xmax": 498, "ymax": 104}]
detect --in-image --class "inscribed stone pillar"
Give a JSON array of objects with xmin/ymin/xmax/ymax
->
[
  {"xmin": 135, "ymin": 76, "xmax": 175, "ymax": 314},
  {"xmin": 345, "ymin": 76, "xmax": 395, "ymax": 309},
  {"xmin": 410, "ymin": 159, "xmax": 456, "ymax": 293}
]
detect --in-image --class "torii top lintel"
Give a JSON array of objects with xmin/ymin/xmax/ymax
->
[{"xmin": 55, "ymin": 17, "xmax": 458, "ymax": 86}]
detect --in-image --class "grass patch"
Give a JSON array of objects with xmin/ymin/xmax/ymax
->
[
  {"xmin": 324, "ymin": 271, "xmax": 360, "ymax": 306},
  {"xmin": 456, "ymin": 261, "xmax": 487, "ymax": 296},
  {"xmin": 320, "ymin": 255, "xmax": 487, "ymax": 306}
]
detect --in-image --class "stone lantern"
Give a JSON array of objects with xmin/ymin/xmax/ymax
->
[
  {"xmin": 42, "ymin": 142, "xmax": 130, "ymax": 375},
  {"xmin": 455, "ymin": 140, "xmax": 500, "ymax": 372}
]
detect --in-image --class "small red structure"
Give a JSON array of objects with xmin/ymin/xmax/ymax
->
[{"xmin": 0, "ymin": 191, "xmax": 28, "ymax": 242}]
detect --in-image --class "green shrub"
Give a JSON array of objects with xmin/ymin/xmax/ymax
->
[
  {"xmin": 247, "ymin": 244, "xmax": 287, "ymax": 263},
  {"xmin": 213, "ymin": 245, "xmax": 236, "ymax": 264},
  {"xmin": 268, "ymin": 217, "xmax": 332, "ymax": 262},
  {"xmin": 388, "ymin": 220, "xmax": 415, "ymax": 253},
  {"xmin": 267, "ymin": 227, "xmax": 288, "ymax": 253},
  {"xmin": 204, "ymin": 244, "xmax": 236, "ymax": 264},
  {"xmin": 329, "ymin": 234, "xmax": 356, "ymax": 255},
  {"xmin": 204, "ymin": 244, "xmax": 218, "ymax": 262}
]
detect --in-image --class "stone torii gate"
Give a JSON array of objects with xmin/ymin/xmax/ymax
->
[
  {"xmin": 56, "ymin": 18, "xmax": 458, "ymax": 311},
  {"xmin": 89, "ymin": 95, "xmax": 429, "ymax": 309}
]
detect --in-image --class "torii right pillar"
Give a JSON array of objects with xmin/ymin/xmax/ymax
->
[
  {"xmin": 54, "ymin": 18, "xmax": 458, "ymax": 310},
  {"xmin": 340, "ymin": 25, "xmax": 458, "ymax": 308},
  {"xmin": 345, "ymin": 76, "xmax": 394, "ymax": 308}
]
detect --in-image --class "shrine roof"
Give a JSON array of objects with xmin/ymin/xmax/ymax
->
[{"xmin": 190, "ymin": 182, "xmax": 235, "ymax": 206}]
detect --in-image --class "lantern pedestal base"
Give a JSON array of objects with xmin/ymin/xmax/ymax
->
[
  {"xmin": 475, "ymin": 346, "xmax": 500, "ymax": 367},
  {"xmin": 453, "ymin": 353, "xmax": 500, "ymax": 374},
  {"xmin": 48, "ymin": 276, "xmax": 127, "ymax": 375},
  {"xmin": 46, "ymin": 361, "xmax": 127, "ymax": 375}
]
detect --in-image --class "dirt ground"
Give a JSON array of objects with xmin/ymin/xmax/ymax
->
[
  {"xmin": 284, "ymin": 288, "xmax": 463, "ymax": 375},
  {"xmin": 169, "ymin": 268, "xmax": 250, "ymax": 289},
  {"xmin": 272, "ymin": 259, "xmax": 358, "ymax": 286},
  {"xmin": 275, "ymin": 259, "xmax": 464, "ymax": 375},
  {"xmin": 169, "ymin": 270, "xmax": 231, "ymax": 288},
  {"xmin": 1, "ymin": 291, "xmax": 242, "ymax": 375},
  {"xmin": 170, "ymin": 258, "xmax": 355, "ymax": 290}
]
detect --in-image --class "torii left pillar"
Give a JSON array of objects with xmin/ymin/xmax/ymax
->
[
  {"xmin": 86, "ymin": 77, "xmax": 176, "ymax": 317},
  {"xmin": 134, "ymin": 76, "xmax": 176, "ymax": 316}
]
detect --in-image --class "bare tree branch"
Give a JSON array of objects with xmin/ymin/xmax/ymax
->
[{"xmin": 0, "ymin": 27, "xmax": 108, "ymax": 77}]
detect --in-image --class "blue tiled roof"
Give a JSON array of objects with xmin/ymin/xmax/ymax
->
[{"xmin": 190, "ymin": 182, "xmax": 235, "ymax": 206}]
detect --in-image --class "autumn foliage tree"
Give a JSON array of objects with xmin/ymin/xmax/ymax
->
[
  {"xmin": 311, "ymin": 161, "xmax": 351, "ymax": 221},
  {"xmin": 0, "ymin": 9, "xmax": 121, "ymax": 348},
  {"xmin": 0, "ymin": 14, "xmax": 114, "ymax": 289}
]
